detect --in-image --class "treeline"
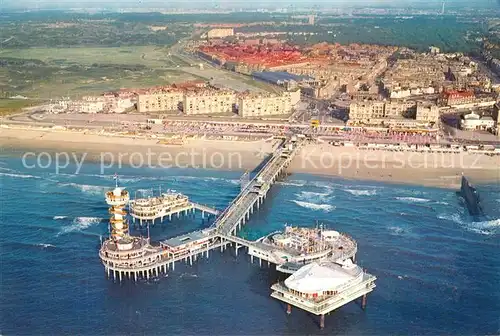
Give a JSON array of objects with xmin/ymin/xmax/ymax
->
[
  {"xmin": 1, "ymin": 11, "xmax": 283, "ymax": 25},
  {"xmin": 0, "ymin": 22, "xmax": 187, "ymax": 48}
]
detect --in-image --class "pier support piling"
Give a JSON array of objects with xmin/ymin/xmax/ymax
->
[
  {"xmin": 320, "ymin": 314, "xmax": 325, "ymax": 330},
  {"xmin": 361, "ymin": 294, "xmax": 367, "ymax": 310},
  {"xmin": 287, "ymin": 304, "xmax": 292, "ymax": 315}
]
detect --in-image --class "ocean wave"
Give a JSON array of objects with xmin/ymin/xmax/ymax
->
[
  {"xmin": 388, "ymin": 226, "xmax": 408, "ymax": 235},
  {"xmin": 345, "ymin": 189, "xmax": 377, "ymax": 196},
  {"xmin": 180, "ymin": 273, "xmax": 198, "ymax": 278},
  {"xmin": 60, "ymin": 183, "xmax": 108, "ymax": 196},
  {"xmin": 291, "ymin": 200, "xmax": 335, "ymax": 212},
  {"xmin": 396, "ymin": 197, "xmax": 430, "ymax": 203},
  {"xmin": 438, "ymin": 213, "xmax": 500, "ymax": 235},
  {"xmin": 53, "ymin": 216, "xmax": 68, "ymax": 220},
  {"xmin": 0, "ymin": 172, "xmax": 40, "ymax": 179},
  {"xmin": 58, "ymin": 217, "xmax": 104, "ymax": 235},
  {"xmin": 276, "ymin": 180, "xmax": 306, "ymax": 187},
  {"xmin": 296, "ymin": 191, "xmax": 332, "ymax": 203},
  {"xmin": 36, "ymin": 243, "xmax": 56, "ymax": 248},
  {"xmin": 467, "ymin": 219, "xmax": 500, "ymax": 235}
]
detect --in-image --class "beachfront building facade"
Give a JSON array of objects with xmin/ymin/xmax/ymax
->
[
  {"xmin": 349, "ymin": 101, "xmax": 385, "ymax": 122},
  {"xmin": 183, "ymin": 89, "xmax": 236, "ymax": 115},
  {"xmin": 137, "ymin": 90, "xmax": 184, "ymax": 113},
  {"xmin": 349, "ymin": 100, "xmax": 439, "ymax": 126},
  {"xmin": 416, "ymin": 103, "xmax": 440, "ymax": 124},
  {"xmin": 237, "ymin": 91, "xmax": 300, "ymax": 118},
  {"xmin": 460, "ymin": 112, "xmax": 495, "ymax": 131}
]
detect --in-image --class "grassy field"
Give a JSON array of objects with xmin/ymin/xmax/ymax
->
[
  {"xmin": 0, "ymin": 46, "xmax": 190, "ymax": 68},
  {"xmin": 0, "ymin": 99, "xmax": 44, "ymax": 116},
  {"xmin": 0, "ymin": 46, "xmax": 204, "ymax": 99}
]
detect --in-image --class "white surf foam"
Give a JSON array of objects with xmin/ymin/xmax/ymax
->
[
  {"xmin": 296, "ymin": 191, "xmax": 332, "ymax": 203},
  {"xmin": 276, "ymin": 180, "xmax": 306, "ymax": 187},
  {"xmin": 396, "ymin": 197, "xmax": 430, "ymax": 203},
  {"xmin": 388, "ymin": 226, "xmax": 407, "ymax": 235},
  {"xmin": 53, "ymin": 216, "xmax": 68, "ymax": 220},
  {"xmin": 180, "ymin": 273, "xmax": 198, "ymax": 278},
  {"xmin": 292, "ymin": 200, "xmax": 335, "ymax": 212},
  {"xmin": 36, "ymin": 243, "xmax": 56, "ymax": 248},
  {"xmin": 437, "ymin": 213, "xmax": 500, "ymax": 236},
  {"xmin": 345, "ymin": 189, "xmax": 377, "ymax": 196},
  {"xmin": 58, "ymin": 217, "xmax": 103, "ymax": 235},
  {"xmin": 467, "ymin": 219, "xmax": 500, "ymax": 235},
  {"xmin": 0, "ymin": 172, "xmax": 40, "ymax": 179},
  {"xmin": 61, "ymin": 183, "xmax": 108, "ymax": 195}
]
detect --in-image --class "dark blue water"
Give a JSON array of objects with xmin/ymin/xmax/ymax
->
[{"xmin": 1, "ymin": 154, "xmax": 499, "ymax": 335}]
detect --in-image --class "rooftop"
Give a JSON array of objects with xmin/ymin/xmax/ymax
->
[
  {"xmin": 161, "ymin": 229, "xmax": 213, "ymax": 248},
  {"xmin": 284, "ymin": 260, "xmax": 362, "ymax": 294}
]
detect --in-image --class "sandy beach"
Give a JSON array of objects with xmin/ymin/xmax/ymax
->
[{"xmin": 1, "ymin": 127, "xmax": 498, "ymax": 189}]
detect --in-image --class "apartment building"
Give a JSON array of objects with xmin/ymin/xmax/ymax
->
[
  {"xmin": 348, "ymin": 101, "xmax": 385, "ymax": 122},
  {"xmin": 384, "ymin": 101, "xmax": 417, "ymax": 118},
  {"xmin": 349, "ymin": 100, "xmax": 439, "ymax": 125},
  {"xmin": 137, "ymin": 90, "xmax": 184, "ymax": 113},
  {"xmin": 183, "ymin": 90, "xmax": 236, "ymax": 115},
  {"xmin": 416, "ymin": 103, "xmax": 440, "ymax": 123},
  {"xmin": 237, "ymin": 91, "xmax": 300, "ymax": 118}
]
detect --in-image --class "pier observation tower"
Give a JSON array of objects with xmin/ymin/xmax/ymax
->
[{"xmin": 105, "ymin": 178, "xmax": 130, "ymax": 240}]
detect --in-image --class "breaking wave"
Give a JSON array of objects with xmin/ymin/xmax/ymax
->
[
  {"xmin": 58, "ymin": 217, "xmax": 103, "ymax": 235},
  {"xmin": 388, "ymin": 226, "xmax": 408, "ymax": 235},
  {"xmin": 296, "ymin": 191, "xmax": 332, "ymax": 203},
  {"xmin": 180, "ymin": 273, "xmax": 199, "ymax": 278},
  {"xmin": 345, "ymin": 189, "xmax": 377, "ymax": 196},
  {"xmin": 292, "ymin": 200, "xmax": 335, "ymax": 212},
  {"xmin": 53, "ymin": 216, "xmax": 68, "ymax": 220},
  {"xmin": 396, "ymin": 197, "xmax": 430, "ymax": 203},
  {"xmin": 61, "ymin": 183, "xmax": 108, "ymax": 196},
  {"xmin": 276, "ymin": 180, "xmax": 306, "ymax": 187},
  {"xmin": 438, "ymin": 213, "xmax": 500, "ymax": 235},
  {"xmin": 36, "ymin": 243, "xmax": 56, "ymax": 249},
  {"xmin": 0, "ymin": 172, "xmax": 40, "ymax": 179}
]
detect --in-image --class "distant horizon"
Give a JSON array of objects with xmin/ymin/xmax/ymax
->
[{"xmin": 1, "ymin": 0, "xmax": 499, "ymax": 10}]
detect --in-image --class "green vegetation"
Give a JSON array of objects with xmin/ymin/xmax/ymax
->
[
  {"xmin": 0, "ymin": 46, "xmax": 202, "ymax": 98},
  {"xmin": 0, "ymin": 99, "xmax": 43, "ymax": 116},
  {"xmin": 241, "ymin": 16, "xmax": 485, "ymax": 53}
]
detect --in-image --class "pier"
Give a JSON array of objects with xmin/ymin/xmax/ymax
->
[{"xmin": 99, "ymin": 136, "xmax": 376, "ymax": 329}]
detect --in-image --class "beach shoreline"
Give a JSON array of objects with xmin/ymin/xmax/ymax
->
[{"xmin": 1, "ymin": 128, "xmax": 498, "ymax": 189}]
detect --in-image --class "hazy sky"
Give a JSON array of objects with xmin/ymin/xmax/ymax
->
[{"xmin": 1, "ymin": 0, "xmax": 498, "ymax": 9}]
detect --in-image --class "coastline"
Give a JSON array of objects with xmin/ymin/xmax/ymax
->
[{"xmin": 1, "ymin": 128, "xmax": 499, "ymax": 189}]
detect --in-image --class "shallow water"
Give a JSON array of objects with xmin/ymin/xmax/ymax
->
[{"xmin": 1, "ymin": 154, "xmax": 499, "ymax": 335}]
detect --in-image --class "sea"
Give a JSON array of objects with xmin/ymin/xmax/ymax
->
[{"xmin": 1, "ymin": 152, "xmax": 499, "ymax": 335}]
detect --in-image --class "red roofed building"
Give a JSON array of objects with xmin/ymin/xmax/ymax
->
[{"xmin": 441, "ymin": 90, "xmax": 475, "ymax": 106}]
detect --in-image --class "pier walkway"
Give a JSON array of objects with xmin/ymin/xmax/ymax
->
[
  {"xmin": 191, "ymin": 202, "xmax": 220, "ymax": 216},
  {"xmin": 216, "ymin": 138, "xmax": 304, "ymax": 237}
]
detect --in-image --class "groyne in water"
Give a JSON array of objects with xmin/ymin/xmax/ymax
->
[{"xmin": 459, "ymin": 175, "xmax": 484, "ymax": 217}]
